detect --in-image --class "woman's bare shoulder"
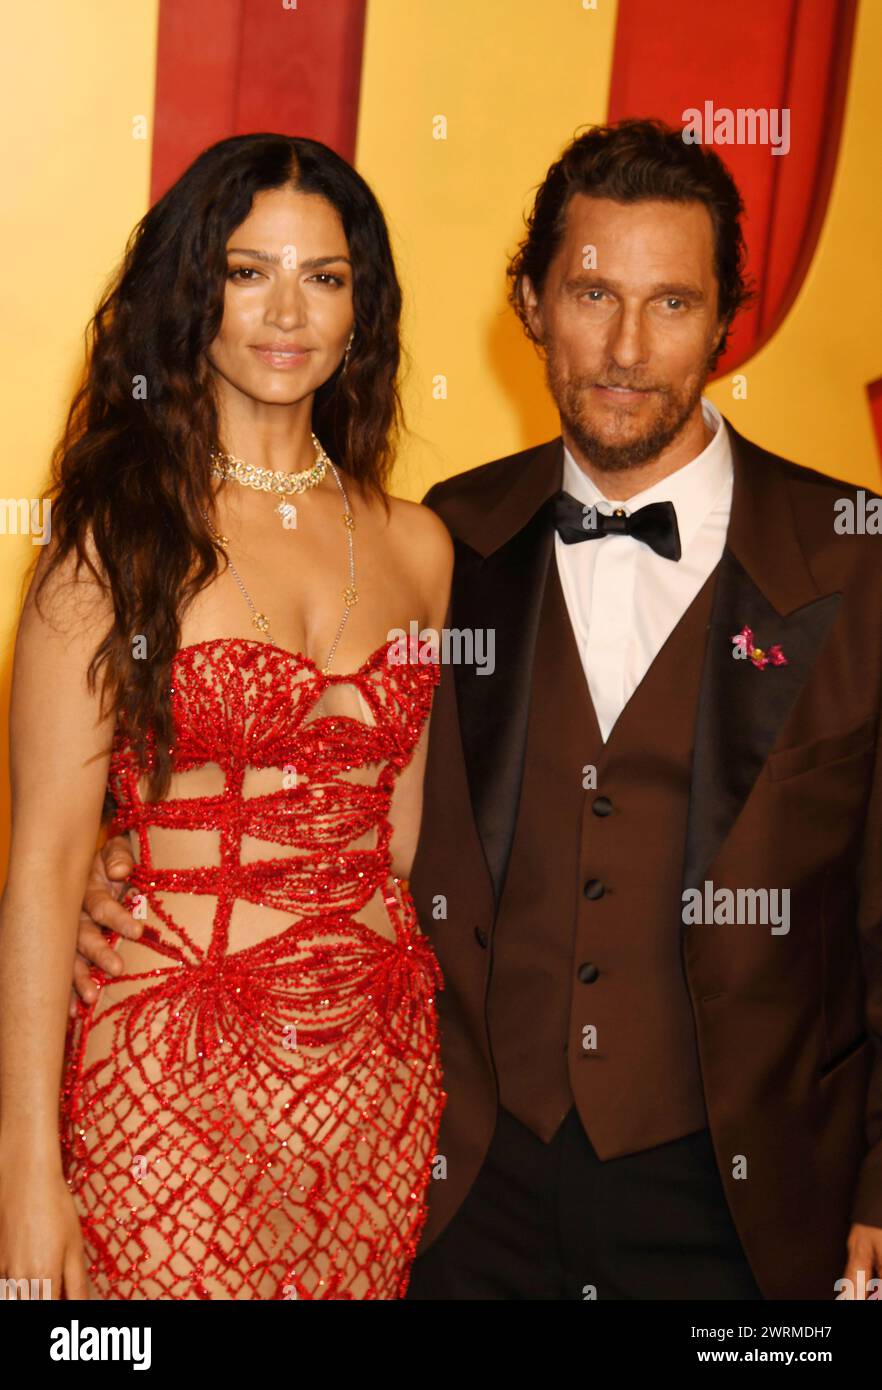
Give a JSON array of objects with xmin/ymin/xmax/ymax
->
[
  {"xmin": 380, "ymin": 492, "xmax": 454, "ymax": 566},
  {"xmin": 24, "ymin": 523, "xmax": 111, "ymax": 639},
  {"xmin": 382, "ymin": 494, "xmax": 453, "ymax": 627}
]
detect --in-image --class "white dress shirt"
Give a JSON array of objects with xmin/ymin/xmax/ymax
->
[{"xmin": 554, "ymin": 397, "xmax": 733, "ymax": 741}]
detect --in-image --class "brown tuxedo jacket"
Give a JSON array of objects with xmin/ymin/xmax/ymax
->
[{"xmin": 409, "ymin": 417, "xmax": 882, "ymax": 1301}]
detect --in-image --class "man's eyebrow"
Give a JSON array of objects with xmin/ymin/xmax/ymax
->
[
  {"xmin": 562, "ymin": 273, "xmax": 705, "ymax": 300},
  {"xmin": 226, "ymin": 247, "xmax": 352, "ymax": 269}
]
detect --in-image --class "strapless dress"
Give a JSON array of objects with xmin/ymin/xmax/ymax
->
[{"xmin": 60, "ymin": 636, "xmax": 445, "ymax": 1299}]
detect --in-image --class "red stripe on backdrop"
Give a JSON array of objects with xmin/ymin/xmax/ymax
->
[
  {"xmin": 868, "ymin": 380, "xmax": 882, "ymax": 466},
  {"xmin": 606, "ymin": 0, "xmax": 858, "ymax": 376},
  {"xmin": 150, "ymin": 0, "xmax": 367, "ymax": 204}
]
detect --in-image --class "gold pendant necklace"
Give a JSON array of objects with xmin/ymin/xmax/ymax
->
[
  {"xmin": 201, "ymin": 454, "xmax": 357, "ymax": 675},
  {"xmin": 209, "ymin": 432, "xmax": 330, "ymax": 522}
]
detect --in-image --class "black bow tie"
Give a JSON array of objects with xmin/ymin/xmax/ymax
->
[{"xmin": 553, "ymin": 490, "xmax": 682, "ymax": 562}]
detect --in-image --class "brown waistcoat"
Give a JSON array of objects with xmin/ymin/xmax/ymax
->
[{"xmin": 486, "ymin": 550, "xmax": 718, "ymax": 1150}]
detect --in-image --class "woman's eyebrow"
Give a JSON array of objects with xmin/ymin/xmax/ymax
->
[{"xmin": 226, "ymin": 247, "xmax": 352, "ymax": 269}]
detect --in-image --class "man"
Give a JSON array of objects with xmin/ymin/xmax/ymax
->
[{"xmin": 72, "ymin": 119, "xmax": 882, "ymax": 1299}]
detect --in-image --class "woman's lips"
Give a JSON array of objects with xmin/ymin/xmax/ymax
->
[{"xmin": 251, "ymin": 346, "xmax": 312, "ymax": 369}]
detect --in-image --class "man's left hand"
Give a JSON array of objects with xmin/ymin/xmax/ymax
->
[{"xmin": 838, "ymin": 1223, "xmax": 882, "ymax": 1298}]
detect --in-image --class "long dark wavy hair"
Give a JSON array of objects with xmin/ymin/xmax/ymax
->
[
  {"xmin": 507, "ymin": 117, "xmax": 756, "ymax": 369},
  {"xmin": 27, "ymin": 133, "xmax": 403, "ymax": 804}
]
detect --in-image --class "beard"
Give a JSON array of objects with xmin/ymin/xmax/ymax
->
[{"xmin": 545, "ymin": 348, "xmax": 710, "ymax": 473}]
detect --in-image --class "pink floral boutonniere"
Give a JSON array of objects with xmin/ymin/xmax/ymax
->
[{"xmin": 731, "ymin": 625, "xmax": 788, "ymax": 670}]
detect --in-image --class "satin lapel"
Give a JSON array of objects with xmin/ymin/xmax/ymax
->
[
  {"xmin": 452, "ymin": 497, "xmax": 557, "ymax": 905},
  {"xmin": 682, "ymin": 422, "xmax": 842, "ymax": 890}
]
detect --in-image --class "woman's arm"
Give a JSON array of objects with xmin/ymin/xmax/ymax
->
[
  {"xmin": 384, "ymin": 503, "xmax": 454, "ymax": 879},
  {"xmin": 0, "ymin": 532, "xmax": 117, "ymax": 1296}
]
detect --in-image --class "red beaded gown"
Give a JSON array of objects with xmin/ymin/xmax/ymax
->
[{"xmin": 59, "ymin": 636, "xmax": 445, "ymax": 1299}]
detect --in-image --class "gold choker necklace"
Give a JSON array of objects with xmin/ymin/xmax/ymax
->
[{"xmin": 209, "ymin": 432, "xmax": 329, "ymax": 498}]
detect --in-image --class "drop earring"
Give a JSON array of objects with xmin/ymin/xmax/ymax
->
[{"xmin": 342, "ymin": 330, "xmax": 354, "ymax": 372}]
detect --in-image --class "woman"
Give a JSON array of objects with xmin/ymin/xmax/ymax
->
[{"xmin": 0, "ymin": 133, "xmax": 452, "ymax": 1299}]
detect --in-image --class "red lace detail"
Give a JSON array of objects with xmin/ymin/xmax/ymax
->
[{"xmin": 60, "ymin": 637, "xmax": 445, "ymax": 1299}]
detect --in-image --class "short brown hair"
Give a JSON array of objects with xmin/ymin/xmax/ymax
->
[{"xmin": 507, "ymin": 117, "xmax": 756, "ymax": 369}]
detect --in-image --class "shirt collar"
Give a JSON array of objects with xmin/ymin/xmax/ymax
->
[{"xmin": 561, "ymin": 397, "xmax": 733, "ymax": 555}]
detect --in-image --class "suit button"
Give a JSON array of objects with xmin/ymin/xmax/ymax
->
[
  {"xmin": 578, "ymin": 962, "xmax": 600, "ymax": 984},
  {"xmin": 474, "ymin": 926, "xmax": 488, "ymax": 948},
  {"xmin": 592, "ymin": 796, "xmax": 613, "ymax": 817},
  {"xmin": 583, "ymin": 878, "xmax": 605, "ymax": 900}
]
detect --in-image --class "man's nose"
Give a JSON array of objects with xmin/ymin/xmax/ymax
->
[{"xmin": 606, "ymin": 304, "xmax": 649, "ymax": 370}]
